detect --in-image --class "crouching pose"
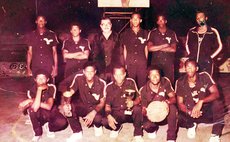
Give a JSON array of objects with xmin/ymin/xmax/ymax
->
[
  {"xmin": 59, "ymin": 62, "xmax": 106, "ymax": 142},
  {"xmin": 18, "ymin": 69, "xmax": 68, "ymax": 142},
  {"xmin": 140, "ymin": 65, "xmax": 178, "ymax": 142},
  {"xmin": 102, "ymin": 65, "xmax": 144, "ymax": 142},
  {"xmin": 175, "ymin": 59, "xmax": 224, "ymax": 142}
]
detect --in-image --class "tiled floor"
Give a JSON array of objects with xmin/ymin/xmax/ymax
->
[{"xmin": 0, "ymin": 75, "xmax": 229, "ymax": 142}]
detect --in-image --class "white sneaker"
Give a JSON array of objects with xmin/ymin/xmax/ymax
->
[
  {"xmin": 44, "ymin": 123, "xmax": 55, "ymax": 138},
  {"xmin": 94, "ymin": 126, "xmax": 103, "ymax": 137},
  {"xmin": 187, "ymin": 123, "xmax": 197, "ymax": 139},
  {"xmin": 147, "ymin": 131, "xmax": 157, "ymax": 139},
  {"xmin": 209, "ymin": 135, "xmax": 220, "ymax": 142},
  {"xmin": 66, "ymin": 132, "xmax": 83, "ymax": 142},
  {"xmin": 32, "ymin": 136, "xmax": 41, "ymax": 142},
  {"xmin": 109, "ymin": 125, "xmax": 123, "ymax": 138},
  {"xmin": 132, "ymin": 136, "xmax": 144, "ymax": 142},
  {"xmin": 167, "ymin": 140, "xmax": 175, "ymax": 142}
]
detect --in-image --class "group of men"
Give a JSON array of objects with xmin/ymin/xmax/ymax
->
[{"xmin": 18, "ymin": 10, "xmax": 224, "ymax": 142}]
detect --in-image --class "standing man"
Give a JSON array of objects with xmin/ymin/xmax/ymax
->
[
  {"xmin": 18, "ymin": 69, "xmax": 68, "ymax": 142},
  {"xmin": 175, "ymin": 59, "xmax": 224, "ymax": 142},
  {"xmin": 62, "ymin": 22, "xmax": 90, "ymax": 78},
  {"xmin": 59, "ymin": 62, "xmax": 106, "ymax": 142},
  {"xmin": 93, "ymin": 17, "xmax": 122, "ymax": 82},
  {"xmin": 147, "ymin": 14, "xmax": 178, "ymax": 84},
  {"xmin": 140, "ymin": 65, "xmax": 178, "ymax": 142},
  {"xmin": 102, "ymin": 65, "xmax": 144, "ymax": 142},
  {"xmin": 120, "ymin": 12, "xmax": 149, "ymax": 88},
  {"xmin": 26, "ymin": 15, "xmax": 59, "ymax": 82},
  {"xmin": 185, "ymin": 10, "xmax": 223, "ymax": 76}
]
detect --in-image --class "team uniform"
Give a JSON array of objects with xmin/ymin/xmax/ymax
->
[
  {"xmin": 102, "ymin": 78, "xmax": 143, "ymax": 136},
  {"xmin": 148, "ymin": 28, "xmax": 178, "ymax": 83},
  {"xmin": 175, "ymin": 72, "xmax": 224, "ymax": 135},
  {"xmin": 140, "ymin": 77, "xmax": 178, "ymax": 140},
  {"xmin": 28, "ymin": 84, "xmax": 67, "ymax": 136},
  {"xmin": 120, "ymin": 28, "xmax": 148, "ymax": 88},
  {"xmin": 26, "ymin": 29, "xmax": 59, "ymax": 75},
  {"xmin": 59, "ymin": 74, "xmax": 106, "ymax": 133},
  {"xmin": 62, "ymin": 38, "xmax": 90, "ymax": 78},
  {"xmin": 185, "ymin": 26, "xmax": 222, "ymax": 75}
]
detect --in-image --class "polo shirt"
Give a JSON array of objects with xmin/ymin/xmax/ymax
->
[{"xmin": 29, "ymin": 84, "xmax": 56, "ymax": 102}]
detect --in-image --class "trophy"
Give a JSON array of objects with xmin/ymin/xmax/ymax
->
[{"xmin": 124, "ymin": 89, "xmax": 136, "ymax": 115}]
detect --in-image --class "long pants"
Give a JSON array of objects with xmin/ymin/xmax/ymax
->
[
  {"xmin": 67, "ymin": 102, "xmax": 103, "ymax": 133},
  {"xmin": 102, "ymin": 106, "xmax": 143, "ymax": 136},
  {"xmin": 127, "ymin": 64, "xmax": 147, "ymax": 89},
  {"xmin": 178, "ymin": 99, "xmax": 224, "ymax": 135},
  {"xmin": 29, "ymin": 107, "xmax": 68, "ymax": 136},
  {"xmin": 143, "ymin": 104, "xmax": 178, "ymax": 140},
  {"xmin": 198, "ymin": 59, "xmax": 214, "ymax": 76}
]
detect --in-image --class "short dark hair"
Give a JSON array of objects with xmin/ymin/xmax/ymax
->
[
  {"xmin": 101, "ymin": 16, "xmax": 111, "ymax": 22},
  {"xmin": 184, "ymin": 58, "xmax": 198, "ymax": 67},
  {"xmin": 70, "ymin": 22, "xmax": 81, "ymax": 30},
  {"xmin": 83, "ymin": 61, "xmax": 97, "ymax": 70},
  {"xmin": 156, "ymin": 13, "xmax": 167, "ymax": 21},
  {"xmin": 113, "ymin": 64, "xmax": 126, "ymax": 74},
  {"xmin": 147, "ymin": 65, "xmax": 163, "ymax": 76},
  {"xmin": 34, "ymin": 69, "xmax": 50, "ymax": 79},
  {"xmin": 196, "ymin": 9, "xmax": 208, "ymax": 17},
  {"xmin": 131, "ymin": 12, "xmax": 142, "ymax": 19}
]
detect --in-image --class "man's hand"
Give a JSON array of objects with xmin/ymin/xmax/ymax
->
[
  {"xmin": 27, "ymin": 68, "xmax": 32, "ymax": 76},
  {"xmin": 18, "ymin": 99, "xmax": 33, "ymax": 111},
  {"xmin": 63, "ymin": 103, "xmax": 72, "ymax": 117},
  {"xmin": 63, "ymin": 91, "xmax": 73, "ymax": 97},
  {"xmin": 37, "ymin": 84, "xmax": 48, "ymax": 92},
  {"xmin": 51, "ymin": 66, "xmax": 58, "ymax": 78},
  {"xmin": 83, "ymin": 110, "xmax": 97, "ymax": 127},
  {"xmin": 191, "ymin": 100, "xmax": 203, "ymax": 118},
  {"xmin": 142, "ymin": 107, "xmax": 147, "ymax": 116},
  {"xmin": 107, "ymin": 114, "xmax": 118, "ymax": 130}
]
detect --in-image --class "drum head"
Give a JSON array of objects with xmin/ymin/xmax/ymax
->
[{"xmin": 146, "ymin": 101, "xmax": 169, "ymax": 122}]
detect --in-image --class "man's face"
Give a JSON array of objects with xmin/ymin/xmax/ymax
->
[
  {"xmin": 35, "ymin": 74, "xmax": 48, "ymax": 86},
  {"xmin": 185, "ymin": 62, "xmax": 198, "ymax": 77},
  {"xmin": 100, "ymin": 19, "xmax": 112, "ymax": 33},
  {"xmin": 84, "ymin": 66, "xmax": 96, "ymax": 82},
  {"xmin": 113, "ymin": 68, "xmax": 126, "ymax": 85},
  {"xmin": 130, "ymin": 14, "xmax": 141, "ymax": 28},
  {"xmin": 156, "ymin": 16, "xmax": 167, "ymax": 28},
  {"xmin": 196, "ymin": 12, "xmax": 207, "ymax": 26},
  {"xmin": 149, "ymin": 70, "xmax": 161, "ymax": 85},
  {"xmin": 70, "ymin": 25, "xmax": 81, "ymax": 37},
  {"xmin": 36, "ymin": 16, "xmax": 46, "ymax": 29}
]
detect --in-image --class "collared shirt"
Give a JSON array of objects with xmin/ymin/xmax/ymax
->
[
  {"xmin": 175, "ymin": 72, "xmax": 215, "ymax": 110},
  {"xmin": 186, "ymin": 26, "xmax": 221, "ymax": 62},
  {"xmin": 68, "ymin": 74, "xmax": 106, "ymax": 108},
  {"xmin": 148, "ymin": 28, "xmax": 178, "ymax": 62},
  {"xmin": 140, "ymin": 77, "xmax": 174, "ymax": 108},
  {"xmin": 29, "ymin": 84, "xmax": 56, "ymax": 102},
  {"xmin": 120, "ymin": 28, "xmax": 148, "ymax": 65},
  {"xmin": 26, "ymin": 29, "xmax": 59, "ymax": 70},
  {"xmin": 94, "ymin": 32, "xmax": 121, "ymax": 72},
  {"xmin": 105, "ymin": 78, "xmax": 139, "ymax": 111},
  {"xmin": 62, "ymin": 37, "xmax": 90, "ymax": 73}
]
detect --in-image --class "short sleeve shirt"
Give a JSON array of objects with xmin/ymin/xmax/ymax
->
[
  {"xmin": 29, "ymin": 84, "xmax": 56, "ymax": 103},
  {"xmin": 105, "ymin": 78, "xmax": 139, "ymax": 111},
  {"xmin": 120, "ymin": 28, "xmax": 148, "ymax": 65},
  {"xmin": 140, "ymin": 77, "xmax": 174, "ymax": 108},
  {"xmin": 69, "ymin": 74, "xmax": 106, "ymax": 107},
  {"xmin": 175, "ymin": 72, "xmax": 215, "ymax": 110},
  {"xmin": 26, "ymin": 29, "xmax": 59, "ymax": 71}
]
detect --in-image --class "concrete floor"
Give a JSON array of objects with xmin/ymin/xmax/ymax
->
[{"xmin": 0, "ymin": 75, "xmax": 229, "ymax": 142}]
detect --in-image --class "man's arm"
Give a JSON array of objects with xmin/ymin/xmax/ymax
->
[
  {"xmin": 144, "ymin": 45, "xmax": 148, "ymax": 59},
  {"xmin": 52, "ymin": 46, "xmax": 58, "ymax": 77},
  {"xmin": 210, "ymin": 28, "xmax": 223, "ymax": 59},
  {"xmin": 160, "ymin": 43, "xmax": 177, "ymax": 52},
  {"xmin": 166, "ymin": 91, "xmax": 176, "ymax": 104},
  {"xmin": 94, "ymin": 98, "xmax": 105, "ymax": 112},
  {"xmin": 63, "ymin": 49, "xmax": 90, "ymax": 60},
  {"xmin": 177, "ymin": 96, "xmax": 190, "ymax": 114},
  {"xmin": 27, "ymin": 46, "xmax": 33, "ymax": 76},
  {"xmin": 147, "ymin": 41, "xmax": 169, "ymax": 52}
]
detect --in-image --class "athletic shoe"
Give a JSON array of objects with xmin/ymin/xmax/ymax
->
[
  {"xmin": 167, "ymin": 140, "xmax": 175, "ymax": 142},
  {"xmin": 66, "ymin": 132, "xmax": 83, "ymax": 142},
  {"xmin": 147, "ymin": 131, "xmax": 157, "ymax": 139},
  {"xmin": 209, "ymin": 134, "xmax": 220, "ymax": 142},
  {"xmin": 94, "ymin": 126, "xmax": 103, "ymax": 136},
  {"xmin": 187, "ymin": 123, "xmax": 197, "ymax": 139},
  {"xmin": 32, "ymin": 136, "xmax": 41, "ymax": 142},
  {"xmin": 44, "ymin": 122, "xmax": 55, "ymax": 138},
  {"xmin": 131, "ymin": 136, "xmax": 144, "ymax": 142},
  {"xmin": 109, "ymin": 125, "xmax": 123, "ymax": 138}
]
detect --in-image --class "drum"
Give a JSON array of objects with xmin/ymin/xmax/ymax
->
[{"xmin": 146, "ymin": 101, "xmax": 169, "ymax": 122}]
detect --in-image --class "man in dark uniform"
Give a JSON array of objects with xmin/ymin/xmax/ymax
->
[
  {"xmin": 26, "ymin": 15, "xmax": 59, "ymax": 82},
  {"xmin": 175, "ymin": 59, "xmax": 224, "ymax": 142},
  {"xmin": 140, "ymin": 65, "xmax": 177, "ymax": 142},
  {"xmin": 62, "ymin": 22, "xmax": 90, "ymax": 78},
  {"xmin": 92, "ymin": 17, "xmax": 122, "ymax": 83},
  {"xmin": 102, "ymin": 65, "xmax": 144, "ymax": 142},
  {"xmin": 185, "ymin": 10, "xmax": 223, "ymax": 76},
  {"xmin": 147, "ymin": 14, "xmax": 178, "ymax": 84},
  {"xmin": 58, "ymin": 62, "xmax": 106, "ymax": 142},
  {"xmin": 18, "ymin": 69, "xmax": 68, "ymax": 142},
  {"xmin": 120, "ymin": 12, "xmax": 148, "ymax": 88}
]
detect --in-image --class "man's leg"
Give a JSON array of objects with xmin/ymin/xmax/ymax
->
[
  {"xmin": 166, "ymin": 104, "xmax": 178, "ymax": 141},
  {"xmin": 132, "ymin": 106, "xmax": 143, "ymax": 136}
]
